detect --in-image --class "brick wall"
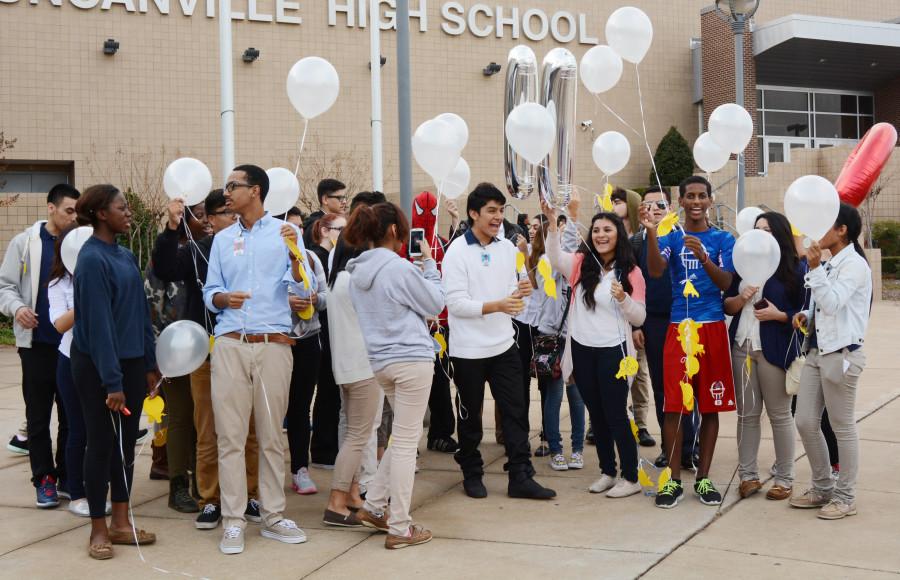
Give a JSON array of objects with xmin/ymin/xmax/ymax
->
[{"xmin": 700, "ymin": 8, "xmax": 759, "ymax": 175}]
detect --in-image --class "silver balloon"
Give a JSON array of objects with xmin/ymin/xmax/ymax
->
[
  {"xmin": 155, "ymin": 320, "xmax": 210, "ymax": 378},
  {"xmin": 539, "ymin": 48, "xmax": 578, "ymax": 208},
  {"xmin": 504, "ymin": 45, "xmax": 539, "ymax": 200}
]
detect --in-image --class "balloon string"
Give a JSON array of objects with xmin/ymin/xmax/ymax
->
[
  {"xmin": 634, "ymin": 64, "xmax": 667, "ymax": 206},
  {"xmin": 293, "ymin": 118, "xmax": 310, "ymax": 178},
  {"xmin": 592, "ymin": 94, "xmax": 643, "ymax": 139}
]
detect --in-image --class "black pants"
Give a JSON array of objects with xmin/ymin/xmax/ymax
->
[
  {"xmin": 513, "ymin": 320, "xmax": 535, "ymax": 432},
  {"xmin": 452, "ymin": 346, "xmax": 534, "ymax": 479},
  {"xmin": 70, "ymin": 346, "xmax": 143, "ymax": 519},
  {"xmin": 310, "ymin": 322, "xmax": 340, "ymax": 465},
  {"xmin": 20, "ymin": 343, "xmax": 66, "ymax": 486},
  {"xmin": 571, "ymin": 339, "xmax": 638, "ymax": 482},
  {"xmin": 427, "ymin": 326, "xmax": 456, "ymax": 441},
  {"xmin": 287, "ymin": 335, "xmax": 322, "ymax": 473},
  {"xmin": 643, "ymin": 313, "xmax": 697, "ymax": 459}
]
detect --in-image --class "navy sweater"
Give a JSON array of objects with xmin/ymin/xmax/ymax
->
[{"xmin": 73, "ymin": 237, "xmax": 157, "ymax": 393}]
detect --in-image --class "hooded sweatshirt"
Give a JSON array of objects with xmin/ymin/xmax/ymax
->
[{"xmin": 346, "ymin": 247, "xmax": 445, "ymax": 373}]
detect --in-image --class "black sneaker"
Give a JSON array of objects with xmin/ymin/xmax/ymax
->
[
  {"xmin": 463, "ymin": 477, "xmax": 487, "ymax": 499},
  {"xmin": 637, "ymin": 429, "xmax": 656, "ymax": 447},
  {"xmin": 508, "ymin": 476, "xmax": 556, "ymax": 500},
  {"xmin": 6, "ymin": 435, "xmax": 28, "ymax": 455},
  {"xmin": 694, "ymin": 478, "xmax": 722, "ymax": 506},
  {"xmin": 655, "ymin": 479, "xmax": 684, "ymax": 509},
  {"xmin": 245, "ymin": 498, "xmax": 262, "ymax": 523},
  {"xmin": 135, "ymin": 428, "xmax": 150, "ymax": 445},
  {"xmin": 533, "ymin": 443, "xmax": 551, "ymax": 457},
  {"xmin": 585, "ymin": 427, "xmax": 595, "ymax": 446},
  {"xmin": 653, "ymin": 451, "xmax": 669, "ymax": 468},
  {"xmin": 427, "ymin": 437, "xmax": 459, "ymax": 454},
  {"xmin": 195, "ymin": 504, "xmax": 222, "ymax": 530}
]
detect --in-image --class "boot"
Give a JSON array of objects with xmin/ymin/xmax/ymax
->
[
  {"xmin": 150, "ymin": 443, "xmax": 169, "ymax": 481},
  {"xmin": 169, "ymin": 475, "xmax": 200, "ymax": 513},
  {"xmin": 508, "ymin": 472, "xmax": 556, "ymax": 500}
]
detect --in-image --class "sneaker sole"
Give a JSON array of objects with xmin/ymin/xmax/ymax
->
[
  {"xmin": 789, "ymin": 501, "xmax": 829, "ymax": 509},
  {"xmin": 550, "ymin": 465, "xmax": 569, "ymax": 471},
  {"xmin": 245, "ymin": 515, "xmax": 262, "ymax": 524},
  {"xmin": 6, "ymin": 444, "xmax": 28, "ymax": 455},
  {"xmin": 195, "ymin": 520, "xmax": 221, "ymax": 530},
  {"xmin": 567, "ymin": 464, "xmax": 583, "ymax": 470},
  {"xmin": 36, "ymin": 501, "xmax": 60, "ymax": 509},
  {"xmin": 219, "ymin": 543, "xmax": 244, "ymax": 555},
  {"xmin": 291, "ymin": 484, "xmax": 318, "ymax": 495},
  {"xmin": 322, "ymin": 519, "xmax": 363, "ymax": 528},
  {"xmin": 360, "ymin": 519, "xmax": 389, "ymax": 533},
  {"xmin": 260, "ymin": 530, "xmax": 307, "ymax": 544},
  {"xmin": 386, "ymin": 535, "xmax": 433, "ymax": 550},
  {"xmin": 655, "ymin": 494, "xmax": 684, "ymax": 509},
  {"xmin": 817, "ymin": 509, "xmax": 857, "ymax": 520},
  {"xmin": 698, "ymin": 496, "xmax": 723, "ymax": 506}
]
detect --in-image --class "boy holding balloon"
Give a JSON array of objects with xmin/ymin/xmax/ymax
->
[{"xmin": 642, "ymin": 176, "xmax": 736, "ymax": 509}]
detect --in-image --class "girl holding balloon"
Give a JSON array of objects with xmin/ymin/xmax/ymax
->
[
  {"xmin": 791, "ymin": 204, "xmax": 872, "ymax": 520},
  {"xmin": 724, "ymin": 212, "xmax": 804, "ymax": 501}
]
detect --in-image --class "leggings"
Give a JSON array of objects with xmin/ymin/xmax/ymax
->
[
  {"xmin": 55, "ymin": 354, "xmax": 86, "ymax": 500},
  {"xmin": 70, "ymin": 346, "xmax": 144, "ymax": 519},
  {"xmin": 286, "ymin": 335, "xmax": 322, "ymax": 473}
]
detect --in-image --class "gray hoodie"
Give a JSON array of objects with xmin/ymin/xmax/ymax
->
[
  {"xmin": 0, "ymin": 221, "xmax": 47, "ymax": 348},
  {"xmin": 346, "ymin": 247, "xmax": 445, "ymax": 373}
]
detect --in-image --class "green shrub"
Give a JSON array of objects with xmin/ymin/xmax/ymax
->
[
  {"xmin": 650, "ymin": 126, "xmax": 695, "ymax": 187},
  {"xmin": 873, "ymin": 220, "xmax": 900, "ymax": 257},
  {"xmin": 883, "ymin": 256, "xmax": 900, "ymax": 278}
]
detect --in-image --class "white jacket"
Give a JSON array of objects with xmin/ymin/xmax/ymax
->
[
  {"xmin": 0, "ymin": 221, "xmax": 47, "ymax": 348},
  {"xmin": 801, "ymin": 244, "xmax": 872, "ymax": 355}
]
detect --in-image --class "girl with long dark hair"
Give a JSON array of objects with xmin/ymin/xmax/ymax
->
[
  {"xmin": 791, "ymin": 203, "xmax": 872, "ymax": 520},
  {"xmin": 542, "ymin": 203, "xmax": 647, "ymax": 499},
  {"xmin": 724, "ymin": 211, "xmax": 803, "ymax": 501}
]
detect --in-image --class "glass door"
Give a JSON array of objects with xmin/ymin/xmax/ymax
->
[{"xmin": 762, "ymin": 138, "xmax": 809, "ymax": 173}]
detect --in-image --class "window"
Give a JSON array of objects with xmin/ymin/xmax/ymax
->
[
  {"xmin": 0, "ymin": 161, "xmax": 74, "ymax": 193},
  {"xmin": 764, "ymin": 111, "xmax": 810, "ymax": 137},
  {"xmin": 814, "ymin": 115, "xmax": 858, "ymax": 140}
]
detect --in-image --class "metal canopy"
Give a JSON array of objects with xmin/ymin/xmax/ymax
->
[{"xmin": 753, "ymin": 14, "xmax": 900, "ymax": 91}]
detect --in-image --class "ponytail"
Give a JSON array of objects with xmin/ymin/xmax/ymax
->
[
  {"xmin": 834, "ymin": 203, "xmax": 867, "ymax": 262},
  {"xmin": 343, "ymin": 202, "xmax": 410, "ymax": 249}
]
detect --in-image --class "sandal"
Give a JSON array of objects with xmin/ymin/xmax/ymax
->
[
  {"xmin": 108, "ymin": 528, "xmax": 157, "ymax": 545},
  {"xmin": 89, "ymin": 541, "xmax": 113, "ymax": 560}
]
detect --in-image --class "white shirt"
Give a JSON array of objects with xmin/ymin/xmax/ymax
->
[
  {"xmin": 734, "ymin": 281, "xmax": 762, "ymax": 351},
  {"xmin": 327, "ymin": 270, "xmax": 375, "ymax": 384},
  {"xmin": 47, "ymin": 274, "xmax": 74, "ymax": 358},
  {"xmin": 443, "ymin": 230, "xmax": 520, "ymax": 359},
  {"xmin": 569, "ymin": 269, "xmax": 632, "ymax": 349}
]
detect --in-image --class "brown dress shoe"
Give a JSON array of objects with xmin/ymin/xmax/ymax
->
[
  {"xmin": 385, "ymin": 524, "xmax": 433, "ymax": 550},
  {"xmin": 357, "ymin": 509, "xmax": 389, "ymax": 532},
  {"xmin": 739, "ymin": 480, "xmax": 762, "ymax": 498},
  {"xmin": 766, "ymin": 484, "xmax": 792, "ymax": 501}
]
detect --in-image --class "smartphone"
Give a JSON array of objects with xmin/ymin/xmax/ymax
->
[
  {"xmin": 409, "ymin": 228, "xmax": 425, "ymax": 257},
  {"xmin": 753, "ymin": 298, "xmax": 769, "ymax": 310}
]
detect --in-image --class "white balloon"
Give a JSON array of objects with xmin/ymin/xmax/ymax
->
[
  {"xmin": 709, "ymin": 103, "xmax": 754, "ymax": 154},
  {"xmin": 442, "ymin": 158, "xmax": 471, "ymax": 200},
  {"xmin": 434, "ymin": 113, "xmax": 469, "ymax": 152},
  {"xmin": 784, "ymin": 175, "xmax": 841, "ymax": 242},
  {"xmin": 61, "ymin": 226, "xmax": 93, "ymax": 274},
  {"xmin": 264, "ymin": 168, "xmax": 301, "ymax": 216},
  {"xmin": 504, "ymin": 103, "xmax": 556, "ymax": 166},
  {"xmin": 736, "ymin": 206, "xmax": 765, "ymax": 236},
  {"xmin": 733, "ymin": 229, "xmax": 781, "ymax": 288},
  {"xmin": 155, "ymin": 320, "xmax": 210, "ymax": 378},
  {"xmin": 412, "ymin": 119, "xmax": 463, "ymax": 183},
  {"xmin": 606, "ymin": 6, "xmax": 654, "ymax": 65},
  {"xmin": 693, "ymin": 132, "xmax": 731, "ymax": 173},
  {"xmin": 163, "ymin": 158, "xmax": 213, "ymax": 206},
  {"xmin": 592, "ymin": 131, "xmax": 631, "ymax": 176},
  {"xmin": 286, "ymin": 57, "xmax": 340, "ymax": 120},
  {"xmin": 580, "ymin": 45, "xmax": 623, "ymax": 94}
]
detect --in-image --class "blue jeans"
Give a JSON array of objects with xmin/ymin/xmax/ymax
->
[
  {"xmin": 55, "ymin": 354, "xmax": 86, "ymax": 500},
  {"xmin": 542, "ymin": 375, "xmax": 586, "ymax": 455}
]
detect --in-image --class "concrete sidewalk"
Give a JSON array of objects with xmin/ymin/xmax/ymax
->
[{"xmin": 0, "ymin": 303, "xmax": 898, "ymax": 579}]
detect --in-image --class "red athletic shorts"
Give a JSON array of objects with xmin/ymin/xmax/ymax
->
[{"xmin": 662, "ymin": 320, "xmax": 736, "ymax": 415}]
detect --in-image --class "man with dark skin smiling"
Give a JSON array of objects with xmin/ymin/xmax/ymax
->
[{"xmin": 642, "ymin": 175, "xmax": 736, "ymax": 509}]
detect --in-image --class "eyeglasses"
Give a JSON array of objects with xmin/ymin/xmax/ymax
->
[
  {"xmin": 225, "ymin": 181, "xmax": 252, "ymax": 193},
  {"xmin": 641, "ymin": 201, "xmax": 669, "ymax": 210},
  {"xmin": 327, "ymin": 226, "xmax": 345, "ymax": 232},
  {"xmin": 209, "ymin": 210, "xmax": 235, "ymax": 217},
  {"xmin": 326, "ymin": 195, "xmax": 348, "ymax": 203}
]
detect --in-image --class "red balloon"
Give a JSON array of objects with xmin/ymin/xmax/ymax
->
[{"xmin": 834, "ymin": 123, "xmax": 897, "ymax": 207}]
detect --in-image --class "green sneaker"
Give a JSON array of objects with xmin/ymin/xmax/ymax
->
[
  {"xmin": 694, "ymin": 478, "xmax": 722, "ymax": 506},
  {"xmin": 654, "ymin": 479, "xmax": 684, "ymax": 509}
]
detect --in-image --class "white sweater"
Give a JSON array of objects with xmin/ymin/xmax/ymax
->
[
  {"xmin": 442, "ymin": 231, "xmax": 521, "ymax": 359},
  {"xmin": 327, "ymin": 270, "xmax": 375, "ymax": 384}
]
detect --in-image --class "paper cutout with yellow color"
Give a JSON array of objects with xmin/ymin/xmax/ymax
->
[
  {"xmin": 209, "ymin": 335, "xmax": 215, "ymax": 353},
  {"xmin": 682, "ymin": 279, "xmax": 699, "ymax": 298},
  {"xmin": 152, "ymin": 428, "xmax": 167, "ymax": 448},
  {"xmin": 537, "ymin": 257, "xmax": 557, "ymax": 299},
  {"xmin": 657, "ymin": 212, "xmax": 679, "ymax": 237},
  {"xmin": 685, "ymin": 355, "xmax": 700, "ymax": 378},
  {"xmin": 616, "ymin": 356, "xmax": 640, "ymax": 379},
  {"xmin": 657, "ymin": 467, "xmax": 672, "ymax": 492},
  {"xmin": 143, "ymin": 396, "xmax": 166, "ymax": 425},
  {"xmin": 516, "ymin": 251, "xmax": 526, "ymax": 274},
  {"xmin": 745, "ymin": 353, "xmax": 752, "ymax": 375},
  {"xmin": 638, "ymin": 466, "xmax": 653, "ymax": 488},
  {"xmin": 433, "ymin": 331, "xmax": 447, "ymax": 359},
  {"xmin": 284, "ymin": 238, "xmax": 312, "ymax": 290},
  {"xmin": 798, "ymin": 325, "xmax": 808, "ymax": 336},
  {"xmin": 677, "ymin": 318, "xmax": 705, "ymax": 358},
  {"xmin": 629, "ymin": 418, "xmax": 640, "ymax": 442},
  {"xmin": 790, "ymin": 222, "xmax": 802, "ymax": 237},
  {"xmin": 297, "ymin": 304, "xmax": 314, "ymax": 320},
  {"xmin": 681, "ymin": 381, "xmax": 695, "ymax": 412}
]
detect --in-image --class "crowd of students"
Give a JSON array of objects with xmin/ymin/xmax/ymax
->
[{"xmin": 0, "ymin": 170, "xmax": 873, "ymax": 559}]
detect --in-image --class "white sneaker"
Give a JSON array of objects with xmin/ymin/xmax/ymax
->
[
  {"xmin": 261, "ymin": 518, "xmax": 307, "ymax": 544},
  {"xmin": 220, "ymin": 526, "xmax": 244, "ymax": 555},
  {"xmin": 588, "ymin": 474, "xmax": 616, "ymax": 494},
  {"xmin": 606, "ymin": 479, "xmax": 643, "ymax": 498},
  {"xmin": 549, "ymin": 454, "xmax": 569, "ymax": 471},
  {"xmin": 568, "ymin": 452, "xmax": 584, "ymax": 470},
  {"xmin": 292, "ymin": 467, "xmax": 318, "ymax": 495},
  {"xmin": 68, "ymin": 498, "xmax": 111, "ymax": 516}
]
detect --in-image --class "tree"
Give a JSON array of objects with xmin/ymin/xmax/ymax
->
[
  {"xmin": 650, "ymin": 126, "xmax": 694, "ymax": 187},
  {"xmin": 0, "ymin": 131, "xmax": 19, "ymax": 207}
]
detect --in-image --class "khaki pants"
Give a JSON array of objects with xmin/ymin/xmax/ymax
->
[
  {"xmin": 211, "ymin": 337, "xmax": 292, "ymax": 529},
  {"xmin": 630, "ymin": 349, "xmax": 652, "ymax": 430},
  {"xmin": 332, "ymin": 377, "xmax": 383, "ymax": 492},
  {"xmin": 364, "ymin": 361, "xmax": 433, "ymax": 536},
  {"xmin": 191, "ymin": 360, "xmax": 260, "ymax": 507}
]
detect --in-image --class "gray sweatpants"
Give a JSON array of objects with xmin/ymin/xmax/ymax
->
[
  {"xmin": 795, "ymin": 348, "xmax": 866, "ymax": 503},
  {"xmin": 731, "ymin": 342, "xmax": 795, "ymax": 488}
]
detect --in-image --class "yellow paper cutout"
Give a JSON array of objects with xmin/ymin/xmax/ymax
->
[
  {"xmin": 209, "ymin": 335, "xmax": 215, "ymax": 353},
  {"xmin": 597, "ymin": 192, "xmax": 614, "ymax": 212},
  {"xmin": 638, "ymin": 466, "xmax": 653, "ymax": 488},
  {"xmin": 790, "ymin": 222, "xmax": 802, "ymax": 237},
  {"xmin": 433, "ymin": 332, "xmax": 447, "ymax": 359},
  {"xmin": 630, "ymin": 418, "xmax": 640, "ymax": 442},
  {"xmin": 516, "ymin": 251, "xmax": 526, "ymax": 274},
  {"xmin": 143, "ymin": 396, "xmax": 166, "ymax": 425},
  {"xmin": 152, "ymin": 428, "xmax": 167, "ymax": 448},
  {"xmin": 682, "ymin": 279, "xmax": 699, "ymax": 299},
  {"xmin": 284, "ymin": 238, "xmax": 312, "ymax": 290},
  {"xmin": 657, "ymin": 467, "xmax": 672, "ymax": 492},
  {"xmin": 681, "ymin": 381, "xmax": 695, "ymax": 412},
  {"xmin": 297, "ymin": 304, "xmax": 314, "ymax": 320},
  {"xmin": 657, "ymin": 212, "xmax": 679, "ymax": 237},
  {"xmin": 745, "ymin": 353, "xmax": 752, "ymax": 375},
  {"xmin": 616, "ymin": 356, "xmax": 640, "ymax": 379},
  {"xmin": 799, "ymin": 325, "xmax": 808, "ymax": 336},
  {"xmin": 677, "ymin": 319, "xmax": 705, "ymax": 357},
  {"xmin": 537, "ymin": 257, "xmax": 558, "ymax": 299},
  {"xmin": 685, "ymin": 355, "xmax": 700, "ymax": 378}
]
